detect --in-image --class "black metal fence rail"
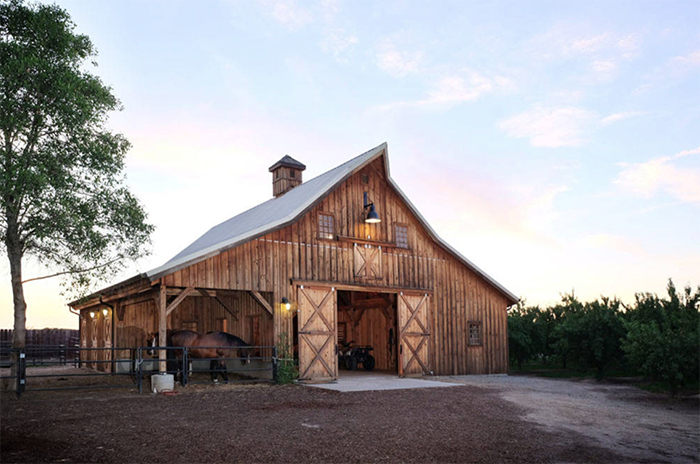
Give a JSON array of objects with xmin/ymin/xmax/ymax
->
[
  {"xmin": 0, "ymin": 343, "xmax": 80, "ymax": 367},
  {"xmin": 135, "ymin": 345, "xmax": 278, "ymax": 393},
  {"xmin": 2, "ymin": 345, "xmax": 279, "ymax": 398}
]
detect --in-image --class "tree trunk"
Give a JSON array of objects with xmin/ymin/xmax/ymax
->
[{"xmin": 6, "ymin": 220, "xmax": 26, "ymax": 391}]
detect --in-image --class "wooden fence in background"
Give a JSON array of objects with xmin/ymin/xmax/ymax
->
[{"xmin": 0, "ymin": 328, "xmax": 78, "ymax": 347}]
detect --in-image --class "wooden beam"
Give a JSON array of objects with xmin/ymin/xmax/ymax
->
[
  {"xmin": 165, "ymin": 286, "xmax": 195, "ymax": 316},
  {"xmin": 215, "ymin": 297, "xmax": 240, "ymax": 322},
  {"xmin": 353, "ymin": 308, "xmax": 366, "ymax": 327},
  {"xmin": 71, "ymin": 284, "xmax": 153, "ymax": 310},
  {"xmin": 336, "ymin": 235, "xmax": 398, "ymax": 249},
  {"xmin": 339, "ymin": 297, "xmax": 388, "ymax": 310},
  {"xmin": 292, "ymin": 279, "xmax": 433, "ymax": 295},
  {"xmin": 248, "ymin": 291, "xmax": 274, "ymax": 316},
  {"xmin": 158, "ymin": 284, "xmax": 167, "ymax": 373},
  {"xmin": 166, "ymin": 288, "xmax": 217, "ymax": 297}
]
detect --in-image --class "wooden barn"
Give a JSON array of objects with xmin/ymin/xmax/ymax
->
[{"xmin": 69, "ymin": 143, "xmax": 518, "ymax": 381}]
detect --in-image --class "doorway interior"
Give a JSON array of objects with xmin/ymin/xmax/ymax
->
[{"xmin": 337, "ymin": 290, "xmax": 398, "ymax": 376}]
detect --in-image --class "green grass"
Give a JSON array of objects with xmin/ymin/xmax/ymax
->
[
  {"xmin": 637, "ymin": 379, "xmax": 700, "ymax": 396},
  {"xmin": 512, "ymin": 361, "xmax": 700, "ymax": 395}
]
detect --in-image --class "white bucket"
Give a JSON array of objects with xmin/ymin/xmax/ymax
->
[{"xmin": 151, "ymin": 373, "xmax": 174, "ymax": 393}]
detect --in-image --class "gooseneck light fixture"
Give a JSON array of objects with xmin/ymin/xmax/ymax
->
[
  {"xmin": 363, "ymin": 192, "xmax": 381, "ymax": 223},
  {"xmin": 281, "ymin": 297, "xmax": 291, "ymax": 311}
]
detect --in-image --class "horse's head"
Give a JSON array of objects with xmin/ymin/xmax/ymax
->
[{"xmin": 146, "ymin": 332, "xmax": 159, "ymax": 356}]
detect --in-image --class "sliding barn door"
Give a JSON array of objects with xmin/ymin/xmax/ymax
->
[
  {"xmin": 398, "ymin": 293, "xmax": 431, "ymax": 377},
  {"xmin": 297, "ymin": 286, "xmax": 338, "ymax": 382}
]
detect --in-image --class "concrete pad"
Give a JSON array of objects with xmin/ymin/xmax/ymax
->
[{"xmin": 304, "ymin": 370, "xmax": 458, "ymax": 392}]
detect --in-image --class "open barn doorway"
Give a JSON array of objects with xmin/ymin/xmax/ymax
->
[{"xmin": 337, "ymin": 291, "xmax": 398, "ymax": 377}]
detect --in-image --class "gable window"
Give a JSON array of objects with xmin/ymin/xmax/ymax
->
[
  {"xmin": 469, "ymin": 322, "xmax": 482, "ymax": 346},
  {"xmin": 395, "ymin": 224, "xmax": 409, "ymax": 248},
  {"xmin": 290, "ymin": 169, "xmax": 295, "ymax": 178},
  {"xmin": 318, "ymin": 213, "xmax": 334, "ymax": 240}
]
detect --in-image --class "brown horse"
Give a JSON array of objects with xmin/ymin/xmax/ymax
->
[{"xmin": 148, "ymin": 330, "xmax": 251, "ymax": 383}]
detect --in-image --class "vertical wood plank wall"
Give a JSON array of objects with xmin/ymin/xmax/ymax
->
[{"xmin": 82, "ymin": 155, "xmax": 512, "ymax": 375}]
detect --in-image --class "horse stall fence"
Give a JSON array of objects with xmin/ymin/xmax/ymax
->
[{"xmin": 1, "ymin": 345, "xmax": 279, "ymax": 398}]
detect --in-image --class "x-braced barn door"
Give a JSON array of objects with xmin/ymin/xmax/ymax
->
[
  {"xmin": 398, "ymin": 293, "xmax": 431, "ymax": 377},
  {"xmin": 354, "ymin": 243, "xmax": 382, "ymax": 281},
  {"xmin": 298, "ymin": 285, "xmax": 338, "ymax": 382}
]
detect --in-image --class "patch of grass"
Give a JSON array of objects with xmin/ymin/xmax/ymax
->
[
  {"xmin": 511, "ymin": 361, "xmax": 637, "ymax": 380},
  {"xmin": 637, "ymin": 379, "xmax": 700, "ymax": 396}
]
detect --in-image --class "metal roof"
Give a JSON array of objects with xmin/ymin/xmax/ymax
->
[{"xmin": 145, "ymin": 142, "xmax": 518, "ymax": 304}]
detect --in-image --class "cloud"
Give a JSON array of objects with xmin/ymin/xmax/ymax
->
[
  {"xmin": 530, "ymin": 28, "xmax": 641, "ymax": 61},
  {"xmin": 499, "ymin": 106, "xmax": 595, "ymax": 148},
  {"xmin": 258, "ymin": 0, "xmax": 312, "ymax": 30},
  {"xmin": 670, "ymin": 49, "xmax": 700, "ymax": 67},
  {"xmin": 614, "ymin": 146, "xmax": 700, "ymax": 203},
  {"xmin": 320, "ymin": 29, "xmax": 358, "ymax": 63},
  {"xmin": 527, "ymin": 28, "xmax": 641, "ymax": 81},
  {"xmin": 426, "ymin": 73, "xmax": 509, "ymax": 103},
  {"xmin": 591, "ymin": 59, "xmax": 618, "ymax": 81},
  {"xmin": 375, "ymin": 38, "xmax": 423, "ymax": 77},
  {"xmin": 601, "ymin": 111, "xmax": 646, "ymax": 124},
  {"xmin": 635, "ymin": 48, "xmax": 700, "ymax": 93},
  {"xmin": 374, "ymin": 71, "xmax": 512, "ymax": 112}
]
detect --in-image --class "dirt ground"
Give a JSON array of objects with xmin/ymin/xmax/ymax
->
[
  {"xmin": 445, "ymin": 375, "xmax": 700, "ymax": 464},
  {"xmin": 1, "ymin": 374, "xmax": 698, "ymax": 464}
]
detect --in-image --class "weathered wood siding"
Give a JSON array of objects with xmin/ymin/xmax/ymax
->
[{"xmin": 158, "ymin": 156, "xmax": 511, "ymax": 375}]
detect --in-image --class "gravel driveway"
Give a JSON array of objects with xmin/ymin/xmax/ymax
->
[
  {"xmin": 442, "ymin": 375, "xmax": 700, "ymax": 464},
  {"xmin": 1, "ymin": 375, "xmax": 697, "ymax": 463}
]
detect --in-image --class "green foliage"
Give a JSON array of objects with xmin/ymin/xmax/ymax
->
[
  {"xmin": 622, "ymin": 281, "xmax": 700, "ymax": 395},
  {"xmin": 509, "ymin": 280, "xmax": 700, "ymax": 393},
  {"xmin": 1, "ymin": 0, "xmax": 153, "ymax": 296},
  {"xmin": 275, "ymin": 332, "xmax": 298, "ymax": 385},
  {"xmin": 507, "ymin": 302, "xmax": 544, "ymax": 369},
  {"xmin": 552, "ymin": 296, "xmax": 625, "ymax": 379}
]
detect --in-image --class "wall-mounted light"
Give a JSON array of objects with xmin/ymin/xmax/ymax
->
[
  {"xmin": 102, "ymin": 308, "xmax": 109, "ymax": 316},
  {"xmin": 364, "ymin": 192, "xmax": 381, "ymax": 223},
  {"xmin": 281, "ymin": 297, "xmax": 291, "ymax": 311},
  {"xmin": 89, "ymin": 311, "xmax": 95, "ymax": 318}
]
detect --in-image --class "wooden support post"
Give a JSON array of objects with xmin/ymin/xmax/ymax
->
[{"xmin": 159, "ymin": 284, "xmax": 167, "ymax": 373}]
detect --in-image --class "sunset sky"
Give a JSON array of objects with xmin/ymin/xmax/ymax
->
[{"xmin": 1, "ymin": 0, "xmax": 699, "ymax": 329}]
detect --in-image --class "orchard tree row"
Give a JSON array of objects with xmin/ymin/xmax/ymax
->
[{"xmin": 508, "ymin": 280, "xmax": 700, "ymax": 393}]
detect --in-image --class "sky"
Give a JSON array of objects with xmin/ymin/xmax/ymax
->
[{"xmin": 1, "ymin": 0, "xmax": 699, "ymax": 329}]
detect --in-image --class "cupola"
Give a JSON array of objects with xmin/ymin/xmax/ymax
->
[{"xmin": 269, "ymin": 155, "xmax": 306, "ymax": 197}]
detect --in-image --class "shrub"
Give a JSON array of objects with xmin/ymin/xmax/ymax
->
[{"xmin": 275, "ymin": 332, "xmax": 298, "ymax": 384}]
